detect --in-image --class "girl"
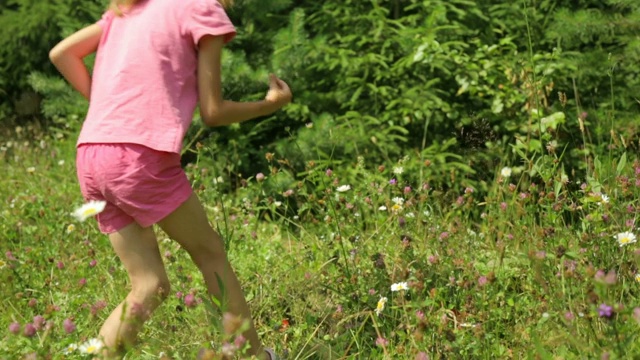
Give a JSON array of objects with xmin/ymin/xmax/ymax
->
[{"xmin": 49, "ymin": 0, "xmax": 291, "ymax": 358}]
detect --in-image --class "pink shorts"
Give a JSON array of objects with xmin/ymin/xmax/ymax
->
[{"xmin": 76, "ymin": 143, "xmax": 193, "ymax": 234}]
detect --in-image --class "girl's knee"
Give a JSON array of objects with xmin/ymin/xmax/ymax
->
[
  {"xmin": 131, "ymin": 276, "xmax": 171, "ymax": 302},
  {"xmin": 192, "ymin": 238, "xmax": 228, "ymax": 264}
]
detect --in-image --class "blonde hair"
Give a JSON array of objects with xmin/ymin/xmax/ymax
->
[{"xmin": 109, "ymin": 0, "xmax": 234, "ymax": 15}]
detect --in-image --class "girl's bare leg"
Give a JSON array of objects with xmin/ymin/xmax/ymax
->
[
  {"xmin": 99, "ymin": 223, "xmax": 171, "ymax": 355},
  {"xmin": 158, "ymin": 193, "xmax": 269, "ymax": 360}
]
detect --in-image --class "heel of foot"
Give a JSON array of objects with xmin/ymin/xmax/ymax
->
[{"xmin": 264, "ymin": 348, "xmax": 278, "ymax": 360}]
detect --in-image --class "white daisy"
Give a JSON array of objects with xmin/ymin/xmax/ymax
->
[
  {"xmin": 378, "ymin": 206, "xmax": 387, "ymax": 211},
  {"xmin": 375, "ymin": 296, "xmax": 387, "ymax": 316},
  {"xmin": 393, "ymin": 166, "xmax": 404, "ymax": 175},
  {"xmin": 600, "ymin": 194, "xmax": 610, "ymax": 204},
  {"xmin": 615, "ymin": 231, "xmax": 636, "ymax": 247},
  {"xmin": 391, "ymin": 203, "xmax": 403, "ymax": 214},
  {"xmin": 392, "ymin": 197, "xmax": 404, "ymax": 205},
  {"xmin": 391, "ymin": 282, "xmax": 409, "ymax": 292},
  {"xmin": 63, "ymin": 343, "xmax": 78, "ymax": 355},
  {"xmin": 336, "ymin": 185, "xmax": 351, "ymax": 192},
  {"xmin": 71, "ymin": 201, "xmax": 107, "ymax": 222},
  {"xmin": 79, "ymin": 338, "xmax": 103, "ymax": 354},
  {"xmin": 500, "ymin": 167, "xmax": 512, "ymax": 178}
]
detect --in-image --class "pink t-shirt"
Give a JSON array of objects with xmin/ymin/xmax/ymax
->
[{"xmin": 78, "ymin": 0, "xmax": 236, "ymax": 154}]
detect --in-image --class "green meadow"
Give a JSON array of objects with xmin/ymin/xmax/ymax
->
[
  {"xmin": 2, "ymin": 0, "xmax": 640, "ymax": 358},
  {"xmin": 2, "ymin": 119, "xmax": 640, "ymax": 359}
]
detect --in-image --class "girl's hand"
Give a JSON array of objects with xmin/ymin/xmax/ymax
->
[{"xmin": 265, "ymin": 74, "xmax": 292, "ymax": 109}]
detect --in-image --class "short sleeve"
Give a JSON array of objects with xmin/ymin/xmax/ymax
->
[
  {"xmin": 186, "ymin": 0, "xmax": 236, "ymax": 46},
  {"xmin": 96, "ymin": 10, "xmax": 115, "ymax": 29}
]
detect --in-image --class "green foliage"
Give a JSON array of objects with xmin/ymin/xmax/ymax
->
[
  {"xmin": 27, "ymin": 72, "xmax": 87, "ymax": 127},
  {"xmin": 544, "ymin": 0, "xmax": 640, "ymax": 136},
  {"xmin": 3, "ymin": 0, "xmax": 640, "ymax": 201},
  {"xmin": 0, "ymin": 0, "xmax": 105, "ymax": 115}
]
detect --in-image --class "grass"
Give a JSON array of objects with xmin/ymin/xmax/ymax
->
[{"xmin": 1, "ymin": 120, "xmax": 640, "ymax": 359}]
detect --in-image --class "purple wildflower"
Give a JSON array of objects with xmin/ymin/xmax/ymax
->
[
  {"xmin": 32, "ymin": 315, "xmax": 45, "ymax": 331},
  {"xmin": 375, "ymin": 337, "xmax": 388, "ymax": 347},
  {"xmin": 598, "ymin": 303, "xmax": 613, "ymax": 318},
  {"xmin": 8, "ymin": 322, "xmax": 20, "ymax": 335},
  {"xmin": 63, "ymin": 318, "xmax": 76, "ymax": 334},
  {"xmin": 23, "ymin": 323, "xmax": 36, "ymax": 337}
]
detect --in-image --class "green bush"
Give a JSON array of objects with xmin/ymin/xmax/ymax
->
[{"xmin": 3, "ymin": 0, "xmax": 639, "ymax": 200}]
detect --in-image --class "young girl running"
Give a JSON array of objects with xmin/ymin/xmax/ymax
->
[{"xmin": 49, "ymin": 0, "xmax": 291, "ymax": 358}]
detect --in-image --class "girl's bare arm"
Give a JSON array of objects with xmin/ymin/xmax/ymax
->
[
  {"xmin": 49, "ymin": 25, "xmax": 102, "ymax": 100},
  {"xmin": 197, "ymin": 35, "xmax": 291, "ymax": 127}
]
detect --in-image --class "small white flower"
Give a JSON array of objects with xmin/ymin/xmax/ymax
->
[
  {"xmin": 63, "ymin": 343, "xmax": 78, "ymax": 355},
  {"xmin": 221, "ymin": 343, "xmax": 237, "ymax": 357},
  {"xmin": 423, "ymin": 210, "xmax": 431, "ymax": 217},
  {"xmin": 390, "ymin": 282, "xmax": 409, "ymax": 292},
  {"xmin": 393, "ymin": 166, "xmax": 404, "ymax": 175},
  {"xmin": 66, "ymin": 224, "xmax": 76, "ymax": 234},
  {"xmin": 405, "ymin": 212, "xmax": 415, "ymax": 218},
  {"xmin": 71, "ymin": 200, "xmax": 107, "ymax": 222},
  {"xmin": 391, "ymin": 203, "xmax": 403, "ymax": 214},
  {"xmin": 79, "ymin": 338, "xmax": 103, "ymax": 354},
  {"xmin": 615, "ymin": 231, "xmax": 636, "ymax": 247},
  {"xmin": 500, "ymin": 167, "xmax": 512, "ymax": 178},
  {"xmin": 378, "ymin": 206, "xmax": 387, "ymax": 211},
  {"xmin": 375, "ymin": 296, "xmax": 387, "ymax": 316},
  {"xmin": 213, "ymin": 176, "xmax": 224, "ymax": 184},
  {"xmin": 392, "ymin": 197, "xmax": 404, "ymax": 205},
  {"xmin": 600, "ymin": 194, "xmax": 610, "ymax": 204},
  {"xmin": 336, "ymin": 185, "xmax": 351, "ymax": 192},
  {"xmin": 58, "ymin": 160, "xmax": 65, "ymax": 166},
  {"xmin": 542, "ymin": 312, "xmax": 550, "ymax": 319},
  {"xmin": 26, "ymin": 167, "xmax": 36, "ymax": 173},
  {"xmin": 274, "ymin": 201, "xmax": 282, "ymax": 207},
  {"xmin": 635, "ymin": 274, "xmax": 640, "ymax": 283}
]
